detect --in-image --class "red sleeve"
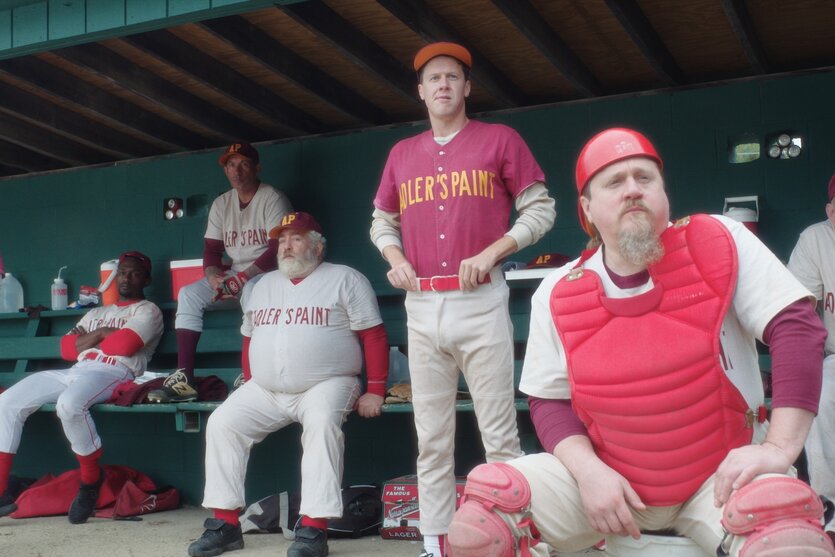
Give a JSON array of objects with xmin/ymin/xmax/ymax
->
[
  {"xmin": 99, "ymin": 328, "xmax": 145, "ymax": 356},
  {"xmin": 528, "ymin": 397, "xmax": 588, "ymax": 454},
  {"xmin": 762, "ymin": 298, "xmax": 827, "ymax": 413},
  {"xmin": 60, "ymin": 334, "xmax": 80, "ymax": 361},
  {"xmin": 203, "ymin": 238, "xmax": 225, "ymax": 270},
  {"xmin": 252, "ymin": 239, "xmax": 278, "ymax": 272},
  {"xmin": 356, "ymin": 324, "xmax": 388, "ymax": 397},
  {"xmin": 241, "ymin": 336, "xmax": 251, "ymax": 381}
]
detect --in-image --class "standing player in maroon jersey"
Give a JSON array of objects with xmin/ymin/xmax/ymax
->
[{"xmin": 370, "ymin": 42, "xmax": 556, "ymax": 557}]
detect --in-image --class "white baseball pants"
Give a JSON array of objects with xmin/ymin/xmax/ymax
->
[
  {"xmin": 174, "ymin": 276, "xmax": 258, "ymax": 331},
  {"xmin": 0, "ymin": 359, "xmax": 133, "ymax": 456},
  {"xmin": 806, "ymin": 353, "xmax": 835, "ymax": 532},
  {"xmin": 202, "ymin": 374, "xmax": 360, "ymax": 518},
  {"xmin": 405, "ymin": 268, "xmax": 523, "ymax": 535},
  {"xmin": 508, "ymin": 453, "xmax": 790, "ymax": 556}
]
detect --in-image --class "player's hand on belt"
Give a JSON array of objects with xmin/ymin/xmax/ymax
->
[
  {"xmin": 355, "ymin": 393, "xmax": 384, "ymax": 418},
  {"xmin": 70, "ymin": 325, "xmax": 87, "ymax": 335},
  {"xmin": 386, "ymin": 261, "xmax": 417, "ymax": 291},
  {"xmin": 458, "ymin": 253, "xmax": 495, "ymax": 291}
]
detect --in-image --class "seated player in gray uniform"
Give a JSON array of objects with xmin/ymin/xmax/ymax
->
[
  {"xmin": 149, "ymin": 142, "xmax": 292, "ymax": 403},
  {"xmin": 0, "ymin": 251, "xmax": 163, "ymax": 524},
  {"xmin": 787, "ymin": 172, "xmax": 835, "ymax": 543},
  {"xmin": 187, "ymin": 212, "xmax": 389, "ymax": 557}
]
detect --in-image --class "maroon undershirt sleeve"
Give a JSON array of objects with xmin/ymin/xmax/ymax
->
[
  {"xmin": 252, "ymin": 239, "xmax": 278, "ymax": 272},
  {"xmin": 762, "ymin": 298, "xmax": 826, "ymax": 413},
  {"xmin": 528, "ymin": 396, "xmax": 588, "ymax": 454},
  {"xmin": 203, "ymin": 238, "xmax": 225, "ymax": 271}
]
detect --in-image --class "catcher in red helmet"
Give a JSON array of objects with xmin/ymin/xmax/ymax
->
[{"xmin": 446, "ymin": 127, "xmax": 833, "ymax": 557}]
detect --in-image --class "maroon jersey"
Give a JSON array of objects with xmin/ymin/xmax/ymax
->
[{"xmin": 374, "ymin": 120, "xmax": 545, "ymax": 277}]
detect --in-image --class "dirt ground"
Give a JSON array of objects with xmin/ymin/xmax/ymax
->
[{"xmin": 0, "ymin": 505, "xmax": 611, "ymax": 556}]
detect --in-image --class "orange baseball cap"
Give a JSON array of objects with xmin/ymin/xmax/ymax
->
[{"xmin": 413, "ymin": 42, "xmax": 472, "ymax": 72}]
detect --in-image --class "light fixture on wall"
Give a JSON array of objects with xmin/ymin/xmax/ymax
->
[
  {"xmin": 163, "ymin": 198, "xmax": 184, "ymax": 220},
  {"xmin": 766, "ymin": 132, "xmax": 803, "ymax": 159}
]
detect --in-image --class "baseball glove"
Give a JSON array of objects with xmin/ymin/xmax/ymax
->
[{"xmin": 384, "ymin": 383, "xmax": 412, "ymax": 404}]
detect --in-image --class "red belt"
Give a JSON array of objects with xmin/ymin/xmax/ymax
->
[
  {"xmin": 415, "ymin": 274, "xmax": 491, "ymax": 292},
  {"xmin": 83, "ymin": 353, "xmax": 118, "ymax": 366}
]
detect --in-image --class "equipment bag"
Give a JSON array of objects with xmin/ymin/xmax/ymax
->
[{"xmin": 240, "ymin": 484, "xmax": 382, "ymax": 539}]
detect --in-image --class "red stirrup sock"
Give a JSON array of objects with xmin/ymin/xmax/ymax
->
[
  {"xmin": 0, "ymin": 452, "xmax": 14, "ymax": 495},
  {"xmin": 213, "ymin": 508, "xmax": 241, "ymax": 526},
  {"xmin": 76, "ymin": 448, "xmax": 102, "ymax": 485},
  {"xmin": 301, "ymin": 515, "xmax": 328, "ymax": 531}
]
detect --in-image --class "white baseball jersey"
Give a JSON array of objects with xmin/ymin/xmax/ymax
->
[
  {"xmin": 205, "ymin": 183, "xmax": 292, "ymax": 272},
  {"xmin": 788, "ymin": 219, "xmax": 835, "ymax": 354},
  {"xmin": 241, "ymin": 262, "xmax": 383, "ymax": 394},
  {"xmin": 521, "ymin": 215, "xmax": 812, "ymax": 441},
  {"xmin": 75, "ymin": 299, "xmax": 163, "ymax": 375}
]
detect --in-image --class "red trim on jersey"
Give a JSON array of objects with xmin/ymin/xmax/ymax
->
[
  {"xmin": 356, "ymin": 324, "xmax": 388, "ymax": 397},
  {"xmin": 252, "ymin": 238, "xmax": 278, "ymax": 272},
  {"xmin": 61, "ymin": 334, "xmax": 80, "ymax": 361},
  {"xmin": 241, "ymin": 336, "xmax": 251, "ymax": 381},
  {"xmin": 203, "ymin": 238, "xmax": 225, "ymax": 270},
  {"xmin": 99, "ymin": 328, "xmax": 144, "ymax": 357}
]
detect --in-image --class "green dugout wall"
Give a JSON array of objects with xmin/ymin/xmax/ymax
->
[
  {"xmin": 3, "ymin": 68, "xmax": 835, "ymax": 504},
  {"xmin": 1, "ymin": 69, "xmax": 834, "ymax": 305}
]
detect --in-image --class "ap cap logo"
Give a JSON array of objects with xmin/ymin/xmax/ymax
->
[{"xmin": 281, "ymin": 214, "xmax": 297, "ymax": 226}]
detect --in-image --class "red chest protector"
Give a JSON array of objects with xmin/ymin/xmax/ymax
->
[{"xmin": 550, "ymin": 215, "xmax": 754, "ymax": 506}]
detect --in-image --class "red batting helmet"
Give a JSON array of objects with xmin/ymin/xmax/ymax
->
[{"xmin": 575, "ymin": 128, "xmax": 663, "ymax": 236}]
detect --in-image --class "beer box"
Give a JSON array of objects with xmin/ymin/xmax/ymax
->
[{"xmin": 380, "ymin": 474, "xmax": 466, "ymax": 540}]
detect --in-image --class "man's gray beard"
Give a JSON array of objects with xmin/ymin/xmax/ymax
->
[
  {"xmin": 617, "ymin": 215, "xmax": 664, "ymax": 267},
  {"xmin": 279, "ymin": 249, "xmax": 319, "ymax": 279}
]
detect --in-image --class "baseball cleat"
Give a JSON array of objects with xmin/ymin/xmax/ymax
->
[
  {"xmin": 287, "ymin": 526, "xmax": 329, "ymax": 557},
  {"xmin": 0, "ymin": 493, "xmax": 17, "ymax": 517},
  {"xmin": 68, "ymin": 470, "xmax": 104, "ymax": 524},
  {"xmin": 147, "ymin": 369, "xmax": 198, "ymax": 403},
  {"xmin": 188, "ymin": 518, "xmax": 244, "ymax": 557}
]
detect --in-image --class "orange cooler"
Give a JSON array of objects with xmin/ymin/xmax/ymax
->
[
  {"xmin": 170, "ymin": 259, "xmax": 204, "ymax": 301},
  {"xmin": 99, "ymin": 260, "xmax": 119, "ymax": 306}
]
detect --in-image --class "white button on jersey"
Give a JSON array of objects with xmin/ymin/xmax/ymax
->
[
  {"xmin": 441, "ymin": 262, "xmax": 448, "ymax": 268},
  {"xmin": 440, "ymin": 234, "xmax": 445, "ymax": 240},
  {"xmin": 438, "ymin": 166, "xmax": 443, "ymax": 171},
  {"xmin": 439, "ymin": 151, "xmax": 445, "ymax": 155},
  {"xmin": 439, "ymin": 205, "xmax": 445, "ymax": 211}
]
